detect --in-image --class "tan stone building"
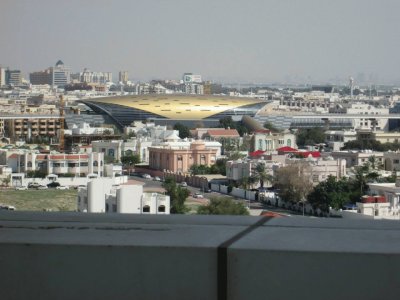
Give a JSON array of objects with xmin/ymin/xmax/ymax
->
[{"xmin": 149, "ymin": 141, "xmax": 218, "ymax": 173}]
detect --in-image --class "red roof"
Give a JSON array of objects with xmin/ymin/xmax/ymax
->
[
  {"xmin": 249, "ymin": 150, "xmax": 266, "ymax": 157},
  {"xmin": 8, "ymin": 153, "xmax": 19, "ymax": 159},
  {"xmin": 297, "ymin": 151, "xmax": 321, "ymax": 158},
  {"xmin": 206, "ymin": 129, "xmax": 240, "ymax": 137},
  {"xmin": 277, "ymin": 146, "xmax": 298, "ymax": 152}
]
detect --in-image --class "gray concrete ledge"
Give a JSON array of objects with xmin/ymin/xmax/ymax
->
[{"xmin": 1, "ymin": 212, "xmax": 400, "ymax": 300}]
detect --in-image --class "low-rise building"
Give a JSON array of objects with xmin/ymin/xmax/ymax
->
[
  {"xmin": 250, "ymin": 130, "xmax": 297, "ymax": 152},
  {"xmin": 329, "ymin": 150, "xmax": 384, "ymax": 168},
  {"xmin": 149, "ymin": 140, "xmax": 218, "ymax": 173}
]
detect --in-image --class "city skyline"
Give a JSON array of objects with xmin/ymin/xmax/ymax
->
[{"xmin": 1, "ymin": 0, "xmax": 400, "ymax": 85}]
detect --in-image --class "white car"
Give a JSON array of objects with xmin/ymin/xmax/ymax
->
[
  {"xmin": 142, "ymin": 174, "xmax": 152, "ymax": 179},
  {"xmin": 193, "ymin": 193, "xmax": 204, "ymax": 199},
  {"xmin": 15, "ymin": 186, "xmax": 28, "ymax": 191},
  {"xmin": 56, "ymin": 186, "xmax": 69, "ymax": 190},
  {"xmin": 37, "ymin": 185, "xmax": 48, "ymax": 190},
  {"xmin": 153, "ymin": 176, "xmax": 161, "ymax": 181},
  {"xmin": 180, "ymin": 182, "xmax": 187, "ymax": 187}
]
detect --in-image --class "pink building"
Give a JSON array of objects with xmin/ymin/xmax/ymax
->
[{"xmin": 149, "ymin": 141, "xmax": 218, "ymax": 173}]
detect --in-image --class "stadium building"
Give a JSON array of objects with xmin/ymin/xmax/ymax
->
[{"xmin": 79, "ymin": 95, "xmax": 268, "ymax": 129}]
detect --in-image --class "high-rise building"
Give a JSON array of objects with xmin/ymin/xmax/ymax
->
[
  {"xmin": 80, "ymin": 69, "xmax": 112, "ymax": 84},
  {"xmin": 5, "ymin": 69, "xmax": 22, "ymax": 86},
  {"xmin": 51, "ymin": 60, "xmax": 71, "ymax": 87},
  {"xmin": 29, "ymin": 60, "xmax": 71, "ymax": 87},
  {"xmin": 0, "ymin": 67, "xmax": 6, "ymax": 86},
  {"xmin": 30, "ymin": 70, "xmax": 52, "ymax": 85},
  {"xmin": 119, "ymin": 71, "xmax": 128, "ymax": 84}
]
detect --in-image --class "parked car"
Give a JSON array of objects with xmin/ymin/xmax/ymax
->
[
  {"xmin": 153, "ymin": 176, "xmax": 161, "ymax": 181},
  {"xmin": 37, "ymin": 185, "xmax": 48, "ymax": 190},
  {"xmin": 28, "ymin": 182, "xmax": 40, "ymax": 189},
  {"xmin": 180, "ymin": 182, "xmax": 188, "ymax": 187},
  {"xmin": 56, "ymin": 185, "xmax": 69, "ymax": 190},
  {"xmin": 193, "ymin": 193, "xmax": 204, "ymax": 198},
  {"xmin": 15, "ymin": 186, "xmax": 28, "ymax": 191},
  {"xmin": 47, "ymin": 182, "xmax": 61, "ymax": 188},
  {"xmin": 0, "ymin": 205, "xmax": 15, "ymax": 210},
  {"xmin": 142, "ymin": 174, "xmax": 152, "ymax": 179}
]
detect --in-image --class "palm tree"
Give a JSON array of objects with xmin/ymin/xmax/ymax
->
[{"xmin": 254, "ymin": 163, "xmax": 273, "ymax": 189}]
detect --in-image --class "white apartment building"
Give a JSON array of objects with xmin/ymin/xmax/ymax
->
[
  {"xmin": 77, "ymin": 178, "xmax": 170, "ymax": 214},
  {"xmin": 286, "ymin": 156, "xmax": 347, "ymax": 184},
  {"xmin": 325, "ymin": 130, "xmax": 357, "ymax": 151},
  {"xmin": 79, "ymin": 69, "xmax": 112, "ymax": 84},
  {"xmin": 330, "ymin": 103, "xmax": 389, "ymax": 131},
  {"xmin": 1, "ymin": 150, "xmax": 104, "ymax": 177},
  {"xmin": 92, "ymin": 140, "xmax": 123, "ymax": 162},
  {"xmin": 64, "ymin": 122, "xmax": 114, "ymax": 135}
]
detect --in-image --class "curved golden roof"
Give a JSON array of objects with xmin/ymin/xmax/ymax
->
[{"xmin": 84, "ymin": 94, "xmax": 266, "ymax": 120}]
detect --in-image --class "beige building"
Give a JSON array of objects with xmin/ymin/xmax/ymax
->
[
  {"xmin": 3, "ymin": 116, "xmax": 62, "ymax": 143},
  {"xmin": 329, "ymin": 150, "xmax": 384, "ymax": 168},
  {"xmin": 149, "ymin": 140, "xmax": 218, "ymax": 173}
]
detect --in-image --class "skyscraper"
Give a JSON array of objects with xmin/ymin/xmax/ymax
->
[
  {"xmin": 5, "ymin": 69, "xmax": 22, "ymax": 85},
  {"xmin": 0, "ymin": 67, "xmax": 5, "ymax": 86},
  {"xmin": 51, "ymin": 60, "xmax": 71, "ymax": 87},
  {"xmin": 119, "ymin": 71, "xmax": 128, "ymax": 84}
]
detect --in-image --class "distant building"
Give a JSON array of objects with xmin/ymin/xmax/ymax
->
[
  {"xmin": 119, "ymin": 71, "xmax": 128, "ymax": 84},
  {"xmin": 29, "ymin": 70, "xmax": 52, "ymax": 85},
  {"xmin": 182, "ymin": 73, "xmax": 202, "ymax": 84},
  {"xmin": 77, "ymin": 178, "xmax": 170, "ymax": 214},
  {"xmin": 5, "ymin": 69, "xmax": 22, "ymax": 86},
  {"xmin": 29, "ymin": 60, "xmax": 71, "ymax": 87},
  {"xmin": 80, "ymin": 68, "xmax": 112, "ymax": 84},
  {"xmin": 0, "ymin": 67, "xmax": 6, "ymax": 86},
  {"xmin": 51, "ymin": 60, "xmax": 71, "ymax": 87}
]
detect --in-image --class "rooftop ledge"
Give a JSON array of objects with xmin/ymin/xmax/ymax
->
[{"xmin": 1, "ymin": 212, "xmax": 400, "ymax": 300}]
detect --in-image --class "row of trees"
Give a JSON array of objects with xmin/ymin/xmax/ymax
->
[
  {"xmin": 162, "ymin": 177, "xmax": 249, "ymax": 215},
  {"xmin": 273, "ymin": 157, "xmax": 394, "ymax": 213}
]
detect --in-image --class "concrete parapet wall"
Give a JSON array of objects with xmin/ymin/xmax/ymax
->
[{"xmin": 1, "ymin": 212, "xmax": 400, "ymax": 299}]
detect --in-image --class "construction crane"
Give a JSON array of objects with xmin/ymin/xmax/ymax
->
[{"xmin": 58, "ymin": 94, "xmax": 65, "ymax": 152}]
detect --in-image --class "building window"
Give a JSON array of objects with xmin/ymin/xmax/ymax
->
[
  {"xmin": 287, "ymin": 139, "xmax": 291, "ymax": 147},
  {"xmin": 177, "ymin": 155, "xmax": 183, "ymax": 161},
  {"xmin": 27, "ymin": 161, "xmax": 32, "ymax": 167},
  {"xmin": 158, "ymin": 205, "xmax": 166, "ymax": 213},
  {"xmin": 80, "ymin": 162, "xmax": 88, "ymax": 167},
  {"xmin": 143, "ymin": 205, "xmax": 150, "ymax": 213},
  {"xmin": 93, "ymin": 161, "xmax": 98, "ymax": 166},
  {"xmin": 258, "ymin": 139, "xmax": 262, "ymax": 150}
]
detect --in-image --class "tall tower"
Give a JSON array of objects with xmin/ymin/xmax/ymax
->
[
  {"xmin": 349, "ymin": 76, "xmax": 354, "ymax": 99},
  {"xmin": 119, "ymin": 71, "xmax": 128, "ymax": 84}
]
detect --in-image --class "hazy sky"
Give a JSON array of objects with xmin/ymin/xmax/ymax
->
[{"xmin": 1, "ymin": 0, "xmax": 400, "ymax": 84}]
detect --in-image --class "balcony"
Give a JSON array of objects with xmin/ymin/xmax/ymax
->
[{"xmin": 1, "ymin": 212, "xmax": 400, "ymax": 300}]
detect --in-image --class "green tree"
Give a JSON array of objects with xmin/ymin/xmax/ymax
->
[
  {"xmin": 162, "ymin": 177, "xmax": 189, "ymax": 214},
  {"xmin": 307, "ymin": 176, "xmax": 351, "ymax": 212},
  {"xmin": 1, "ymin": 175, "xmax": 11, "ymax": 187},
  {"xmin": 197, "ymin": 196, "xmax": 249, "ymax": 215},
  {"xmin": 263, "ymin": 121, "xmax": 281, "ymax": 133},
  {"xmin": 121, "ymin": 154, "xmax": 140, "ymax": 167},
  {"xmin": 275, "ymin": 163, "xmax": 313, "ymax": 204},
  {"xmin": 189, "ymin": 164, "xmax": 210, "ymax": 175},
  {"xmin": 173, "ymin": 123, "xmax": 190, "ymax": 139},
  {"xmin": 253, "ymin": 163, "xmax": 273, "ymax": 189},
  {"xmin": 296, "ymin": 128, "xmax": 325, "ymax": 147}
]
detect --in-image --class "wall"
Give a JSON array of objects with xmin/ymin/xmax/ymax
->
[{"xmin": 1, "ymin": 212, "xmax": 400, "ymax": 300}]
